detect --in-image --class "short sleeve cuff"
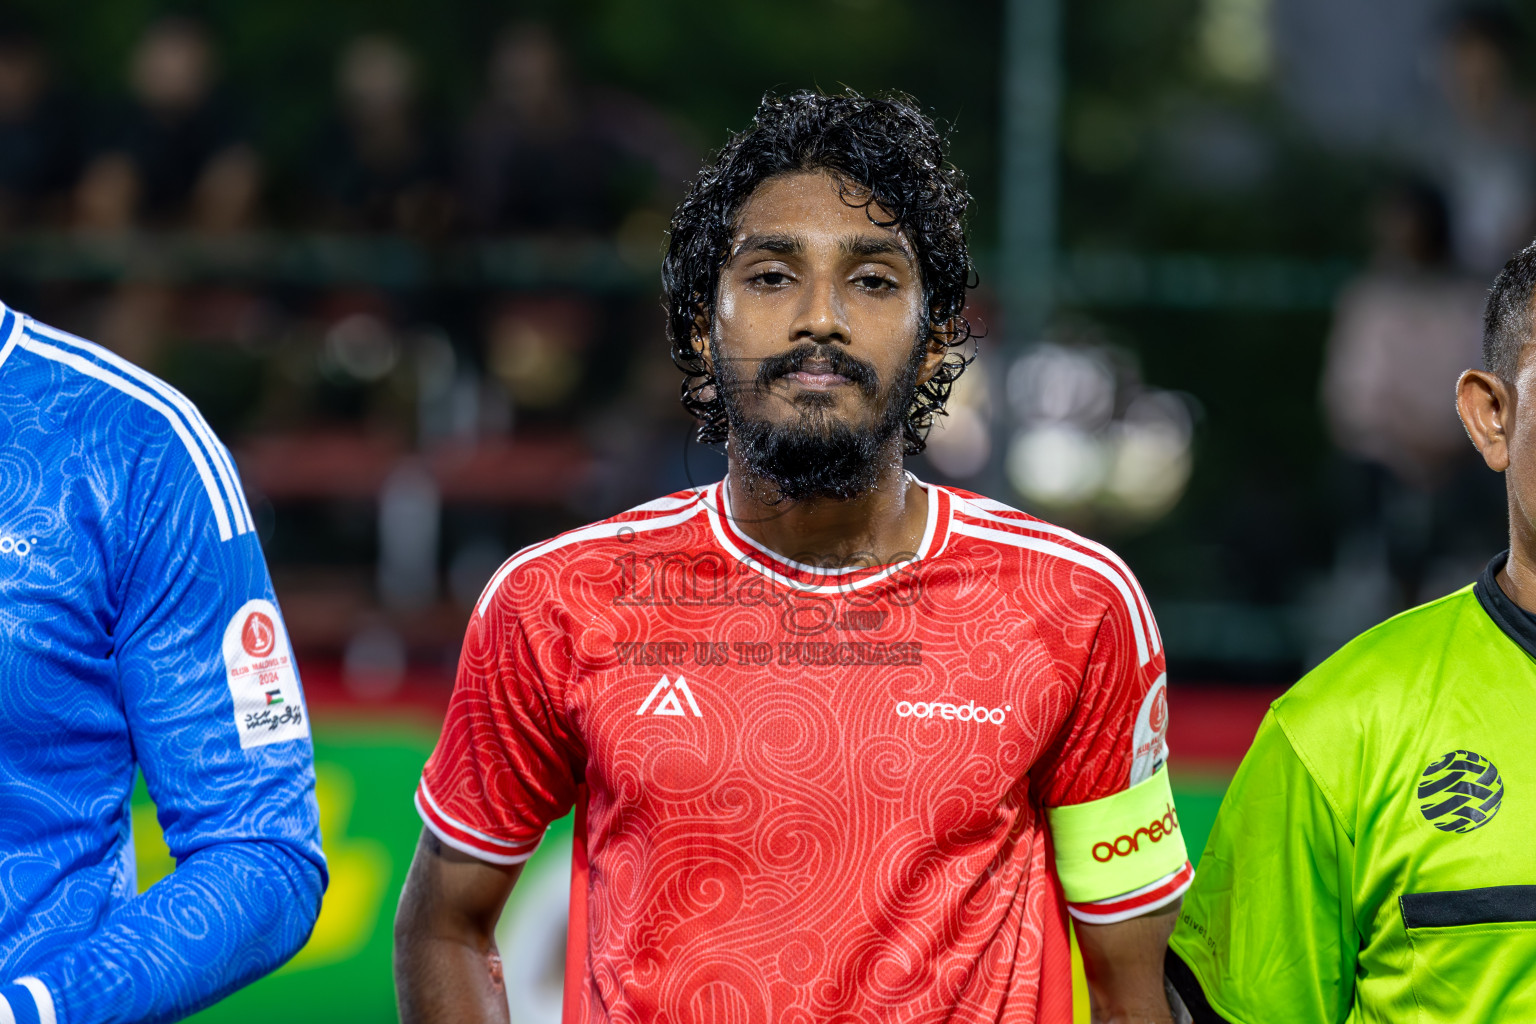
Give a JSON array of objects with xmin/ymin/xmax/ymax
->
[
  {"xmin": 415, "ymin": 779, "xmax": 542, "ymax": 866},
  {"xmin": 1067, "ymin": 861, "xmax": 1193, "ymax": 924}
]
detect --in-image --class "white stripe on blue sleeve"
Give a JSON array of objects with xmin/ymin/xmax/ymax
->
[
  {"xmin": 15, "ymin": 979, "xmax": 54, "ymax": 1024},
  {"xmin": 0, "ymin": 977, "xmax": 57, "ymax": 1024}
]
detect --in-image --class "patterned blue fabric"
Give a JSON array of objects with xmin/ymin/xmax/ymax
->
[{"xmin": 0, "ymin": 302, "xmax": 326, "ymax": 1024}]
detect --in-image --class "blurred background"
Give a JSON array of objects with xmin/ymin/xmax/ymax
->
[{"xmin": 1, "ymin": 0, "xmax": 1522, "ymax": 1018}]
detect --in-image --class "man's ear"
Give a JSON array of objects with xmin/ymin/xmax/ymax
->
[
  {"xmin": 1458, "ymin": 368, "xmax": 1513, "ymax": 472},
  {"xmin": 916, "ymin": 319, "xmax": 956, "ymax": 386},
  {"xmin": 691, "ymin": 307, "xmax": 712, "ymax": 372}
]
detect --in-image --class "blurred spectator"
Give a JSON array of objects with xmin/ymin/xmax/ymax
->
[
  {"xmin": 1419, "ymin": 6, "xmax": 1536, "ymax": 275},
  {"xmin": 74, "ymin": 16, "xmax": 259, "ymax": 233},
  {"xmin": 460, "ymin": 23, "xmax": 693, "ymax": 235},
  {"xmin": 1323, "ymin": 181, "xmax": 1483, "ymax": 486},
  {"xmin": 309, "ymin": 34, "xmax": 453, "ymax": 235},
  {"xmin": 0, "ymin": 25, "xmax": 78, "ymax": 227},
  {"xmin": 1318, "ymin": 179, "xmax": 1499, "ymax": 625}
]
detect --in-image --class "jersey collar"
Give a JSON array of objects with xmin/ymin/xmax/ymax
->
[
  {"xmin": 1474, "ymin": 550, "xmax": 1536, "ymax": 663},
  {"xmin": 705, "ymin": 474, "xmax": 953, "ymax": 593}
]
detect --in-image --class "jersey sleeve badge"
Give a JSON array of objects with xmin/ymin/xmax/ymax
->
[
  {"xmin": 1131, "ymin": 672, "xmax": 1170, "ymax": 784},
  {"xmin": 222, "ymin": 599, "xmax": 308, "ymax": 749}
]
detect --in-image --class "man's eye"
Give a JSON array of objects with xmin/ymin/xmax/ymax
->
[
  {"xmin": 751, "ymin": 271, "xmax": 790, "ymax": 286},
  {"xmin": 857, "ymin": 275, "xmax": 898, "ymax": 291}
]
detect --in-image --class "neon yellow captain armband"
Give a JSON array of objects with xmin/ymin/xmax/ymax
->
[{"xmin": 1046, "ymin": 767, "xmax": 1188, "ymax": 904}]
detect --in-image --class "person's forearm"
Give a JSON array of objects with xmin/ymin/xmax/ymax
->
[
  {"xmin": 393, "ymin": 832, "xmax": 517, "ymax": 1024},
  {"xmin": 394, "ymin": 929, "xmax": 512, "ymax": 1024},
  {"xmin": 13, "ymin": 840, "xmax": 324, "ymax": 1024},
  {"xmin": 1079, "ymin": 902, "xmax": 1181, "ymax": 1024},
  {"xmin": 1092, "ymin": 997, "xmax": 1175, "ymax": 1024}
]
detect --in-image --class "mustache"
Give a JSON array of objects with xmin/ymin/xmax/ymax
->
[{"xmin": 753, "ymin": 345, "xmax": 881, "ymax": 396}]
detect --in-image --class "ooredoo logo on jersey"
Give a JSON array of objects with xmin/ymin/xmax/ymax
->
[
  {"xmin": 0, "ymin": 532, "xmax": 35, "ymax": 557},
  {"xmin": 894, "ymin": 697, "xmax": 1011, "ymax": 726},
  {"xmin": 1092, "ymin": 803, "xmax": 1181, "ymax": 862}
]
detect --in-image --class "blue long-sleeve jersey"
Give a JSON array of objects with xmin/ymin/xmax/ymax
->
[{"xmin": 0, "ymin": 301, "xmax": 327, "ymax": 1024}]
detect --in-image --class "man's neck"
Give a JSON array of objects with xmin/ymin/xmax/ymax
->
[
  {"xmin": 1492, "ymin": 497, "xmax": 1536, "ymax": 617},
  {"xmin": 1499, "ymin": 518, "xmax": 1536, "ymax": 615},
  {"xmin": 724, "ymin": 452, "xmax": 929, "ymax": 568}
]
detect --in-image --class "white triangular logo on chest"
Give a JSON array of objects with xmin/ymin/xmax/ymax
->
[{"xmin": 636, "ymin": 675, "xmax": 702, "ymax": 717}]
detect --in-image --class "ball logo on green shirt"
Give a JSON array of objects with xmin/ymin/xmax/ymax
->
[{"xmin": 1418, "ymin": 750, "xmax": 1503, "ymax": 833}]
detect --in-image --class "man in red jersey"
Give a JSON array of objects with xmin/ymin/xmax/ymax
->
[{"xmin": 395, "ymin": 91, "xmax": 1190, "ymax": 1024}]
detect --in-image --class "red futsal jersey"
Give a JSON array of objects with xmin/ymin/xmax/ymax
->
[{"xmin": 417, "ymin": 480, "xmax": 1192, "ymax": 1023}]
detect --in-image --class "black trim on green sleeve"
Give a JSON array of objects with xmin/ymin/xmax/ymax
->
[
  {"xmin": 1475, "ymin": 551, "xmax": 1536, "ymax": 662},
  {"xmin": 1164, "ymin": 948, "xmax": 1236, "ymax": 1024},
  {"xmin": 1400, "ymin": 885, "xmax": 1536, "ymax": 928}
]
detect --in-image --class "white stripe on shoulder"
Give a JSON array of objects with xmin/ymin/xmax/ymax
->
[
  {"xmin": 627, "ymin": 490, "xmax": 709, "ymax": 513},
  {"xmin": 0, "ymin": 307, "xmax": 22, "ymax": 374},
  {"xmin": 0, "ymin": 992, "xmax": 15, "ymax": 1024},
  {"xmin": 14, "ymin": 978, "xmax": 55, "ymax": 1024},
  {"xmin": 475, "ymin": 498, "xmax": 707, "ymax": 616},
  {"xmin": 949, "ymin": 519, "xmax": 1152, "ymax": 667},
  {"xmin": 20, "ymin": 336, "xmax": 236, "ymax": 542},
  {"xmin": 954, "ymin": 494, "xmax": 1161, "ymax": 654},
  {"xmin": 27, "ymin": 321, "xmax": 253, "ymax": 535}
]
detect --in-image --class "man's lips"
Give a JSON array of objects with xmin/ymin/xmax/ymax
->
[{"xmin": 783, "ymin": 369, "xmax": 851, "ymax": 389}]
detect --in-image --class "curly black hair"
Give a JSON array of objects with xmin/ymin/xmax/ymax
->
[{"xmin": 662, "ymin": 89, "xmax": 976, "ymax": 455}]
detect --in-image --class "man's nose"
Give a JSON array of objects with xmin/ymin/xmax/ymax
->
[{"xmin": 791, "ymin": 274, "xmax": 850, "ymax": 345}]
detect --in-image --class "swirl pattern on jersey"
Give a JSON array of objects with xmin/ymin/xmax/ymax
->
[
  {"xmin": 0, "ymin": 304, "xmax": 324, "ymax": 1024},
  {"xmin": 420, "ymin": 482, "xmax": 1179, "ymax": 1023}
]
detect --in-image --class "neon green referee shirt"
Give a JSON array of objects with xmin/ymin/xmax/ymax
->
[{"xmin": 1167, "ymin": 552, "xmax": 1536, "ymax": 1023}]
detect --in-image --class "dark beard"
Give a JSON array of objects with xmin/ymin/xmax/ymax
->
[{"xmin": 714, "ymin": 337, "xmax": 924, "ymax": 502}]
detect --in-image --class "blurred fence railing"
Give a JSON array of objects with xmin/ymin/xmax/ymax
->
[
  {"xmin": 0, "ymin": 232, "xmax": 1356, "ymax": 309},
  {"xmin": 1057, "ymin": 248, "xmax": 1355, "ymax": 311},
  {"xmin": 0, "ymin": 232, "xmax": 653, "ymax": 292}
]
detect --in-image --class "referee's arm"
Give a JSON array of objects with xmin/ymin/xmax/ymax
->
[{"xmin": 1164, "ymin": 711, "xmax": 1358, "ymax": 1024}]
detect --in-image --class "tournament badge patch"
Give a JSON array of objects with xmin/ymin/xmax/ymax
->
[
  {"xmin": 1130, "ymin": 673, "xmax": 1170, "ymax": 785},
  {"xmin": 223, "ymin": 598, "xmax": 309, "ymax": 749}
]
